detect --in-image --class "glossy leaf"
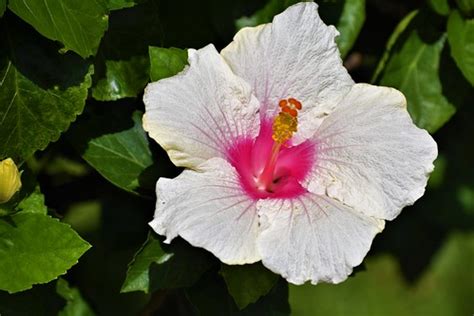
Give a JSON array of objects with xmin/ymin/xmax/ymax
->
[
  {"xmin": 56, "ymin": 279, "xmax": 95, "ymax": 316},
  {"xmin": 289, "ymin": 233, "xmax": 474, "ymax": 316},
  {"xmin": 0, "ymin": 60, "xmax": 93, "ymax": 161},
  {"xmin": 0, "ymin": 213, "xmax": 90, "ymax": 293},
  {"xmin": 8, "ymin": 0, "xmax": 108, "ymax": 58},
  {"xmin": 0, "ymin": 17, "xmax": 93, "ymax": 161},
  {"xmin": 92, "ymin": 56, "xmax": 149, "ymax": 101},
  {"xmin": 447, "ymin": 10, "xmax": 474, "ymax": 85},
  {"xmin": 69, "ymin": 110, "xmax": 158, "ymax": 196},
  {"xmin": 149, "ymin": 47, "xmax": 188, "ymax": 82},
  {"xmin": 15, "ymin": 186, "xmax": 47, "ymax": 215},
  {"xmin": 335, "ymin": 0, "xmax": 366, "ymax": 58},
  {"xmin": 121, "ymin": 233, "xmax": 213, "ymax": 293},
  {"xmin": 376, "ymin": 10, "xmax": 456, "ymax": 132},
  {"xmin": 220, "ymin": 263, "xmax": 279, "ymax": 310}
]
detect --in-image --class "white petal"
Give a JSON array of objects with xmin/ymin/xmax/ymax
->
[
  {"xmin": 149, "ymin": 157, "xmax": 260, "ymax": 264},
  {"xmin": 257, "ymin": 195, "xmax": 384, "ymax": 285},
  {"xmin": 143, "ymin": 44, "xmax": 260, "ymax": 169},
  {"xmin": 307, "ymin": 83, "xmax": 438, "ymax": 220},
  {"xmin": 221, "ymin": 2, "xmax": 353, "ymax": 141}
]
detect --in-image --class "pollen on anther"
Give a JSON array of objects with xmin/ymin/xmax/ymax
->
[{"xmin": 272, "ymin": 98, "xmax": 302, "ymax": 144}]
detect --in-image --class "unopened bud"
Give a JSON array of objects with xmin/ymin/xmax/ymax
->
[{"xmin": 0, "ymin": 158, "xmax": 22, "ymax": 204}]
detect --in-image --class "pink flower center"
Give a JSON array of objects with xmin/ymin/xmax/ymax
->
[{"xmin": 227, "ymin": 101, "xmax": 315, "ymax": 200}]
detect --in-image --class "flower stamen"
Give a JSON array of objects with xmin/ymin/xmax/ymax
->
[
  {"xmin": 257, "ymin": 98, "xmax": 302, "ymax": 192},
  {"xmin": 273, "ymin": 98, "xmax": 301, "ymax": 143}
]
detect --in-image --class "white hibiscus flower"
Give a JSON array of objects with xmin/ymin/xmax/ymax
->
[{"xmin": 142, "ymin": 2, "xmax": 437, "ymax": 285}]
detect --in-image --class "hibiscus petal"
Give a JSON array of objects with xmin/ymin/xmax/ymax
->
[
  {"xmin": 257, "ymin": 194, "xmax": 384, "ymax": 285},
  {"xmin": 149, "ymin": 157, "xmax": 260, "ymax": 264},
  {"xmin": 307, "ymin": 83, "xmax": 438, "ymax": 220},
  {"xmin": 143, "ymin": 44, "xmax": 260, "ymax": 169},
  {"xmin": 221, "ymin": 2, "xmax": 353, "ymax": 141}
]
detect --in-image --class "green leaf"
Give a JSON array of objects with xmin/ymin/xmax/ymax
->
[
  {"xmin": 56, "ymin": 278, "xmax": 95, "ymax": 316},
  {"xmin": 0, "ymin": 59, "xmax": 92, "ymax": 160},
  {"xmin": 289, "ymin": 232, "xmax": 474, "ymax": 316},
  {"xmin": 90, "ymin": 0, "xmax": 161, "ymax": 101},
  {"xmin": 371, "ymin": 10, "xmax": 418, "ymax": 83},
  {"xmin": 92, "ymin": 56, "xmax": 149, "ymax": 101},
  {"xmin": 187, "ymin": 272, "xmax": 289, "ymax": 316},
  {"xmin": 149, "ymin": 47, "xmax": 188, "ymax": 82},
  {"xmin": 455, "ymin": 0, "xmax": 474, "ymax": 17},
  {"xmin": 428, "ymin": 0, "xmax": 451, "ymax": 15},
  {"xmin": 91, "ymin": 0, "xmax": 216, "ymax": 101},
  {"xmin": 69, "ymin": 109, "xmax": 158, "ymax": 196},
  {"xmin": 0, "ymin": 0, "xmax": 6, "ymax": 17},
  {"xmin": 8, "ymin": 0, "xmax": 108, "ymax": 58},
  {"xmin": 335, "ymin": 0, "xmax": 366, "ymax": 58},
  {"xmin": 121, "ymin": 233, "xmax": 213, "ymax": 293},
  {"xmin": 0, "ymin": 212, "xmax": 90, "ymax": 293},
  {"xmin": 447, "ymin": 10, "xmax": 474, "ymax": 85},
  {"xmin": 220, "ymin": 263, "xmax": 279, "ymax": 310},
  {"xmin": 121, "ymin": 233, "xmax": 172, "ymax": 293},
  {"xmin": 376, "ymin": 10, "xmax": 456, "ymax": 132},
  {"xmin": 15, "ymin": 185, "xmax": 47, "ymax": 215},
  {"xmin": 235, "ymin": 0, "xmax": 308, "ymax": 30},
  {"xmin": 0, "ymin": 16, "xmax": 93, "ymax": 161}
]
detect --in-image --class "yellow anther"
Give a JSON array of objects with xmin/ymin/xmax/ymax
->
[
  {"xmin": 0, "ymin": 158, "xmax": 22, "ymax": 204},
  {"xmin": 272, "ymin": 112, "xmax": 298, "ymax": 144},
  {"xmin": 272, "ymin": 98, "xmax": 301, "ymax": 144}
]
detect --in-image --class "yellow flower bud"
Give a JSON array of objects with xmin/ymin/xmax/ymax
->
[{"xmin": 0, "ymin": 158, "xmax": 22, "ymax": 204}]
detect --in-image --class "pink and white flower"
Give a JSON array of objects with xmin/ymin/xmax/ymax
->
[{"xmin": 143, "ymin": 2, "xmax": 437, "ymax": 284}]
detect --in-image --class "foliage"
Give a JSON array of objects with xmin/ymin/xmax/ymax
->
[
  {"xmin": 121, "ymin": 233, "xmax": 213, "ymax": 293},
  {"xmin": 8, "ymin": 0, "xmax": 108, "ymax": 58},
  {"xmin": 68, "ymin": 109, "xmax": 159, "ymax": 196},
  {"xmin": 149, "ymin": 47, "xmax": 188, "ymax": 82},
  {"xmin": 0, "ymin": 212, "xmax": 90, "ymax": 293},
  {"xmin": 0, "ymin": 0, "xmax": 472, "ymax": 314},
  {"xmin": 219, "ymin": 262, "xmax": 279, "ymax": 309},
  {"xmin": 447, "ymin": 10, "xmax": 474, "ymax": 85},
  {"xmin": 0, "ymin": 15, "xmax": 93, "ymax": 161},
  {"xmin": 372, "ymin": 8, "xmax": 471, "ymax": 133}
]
